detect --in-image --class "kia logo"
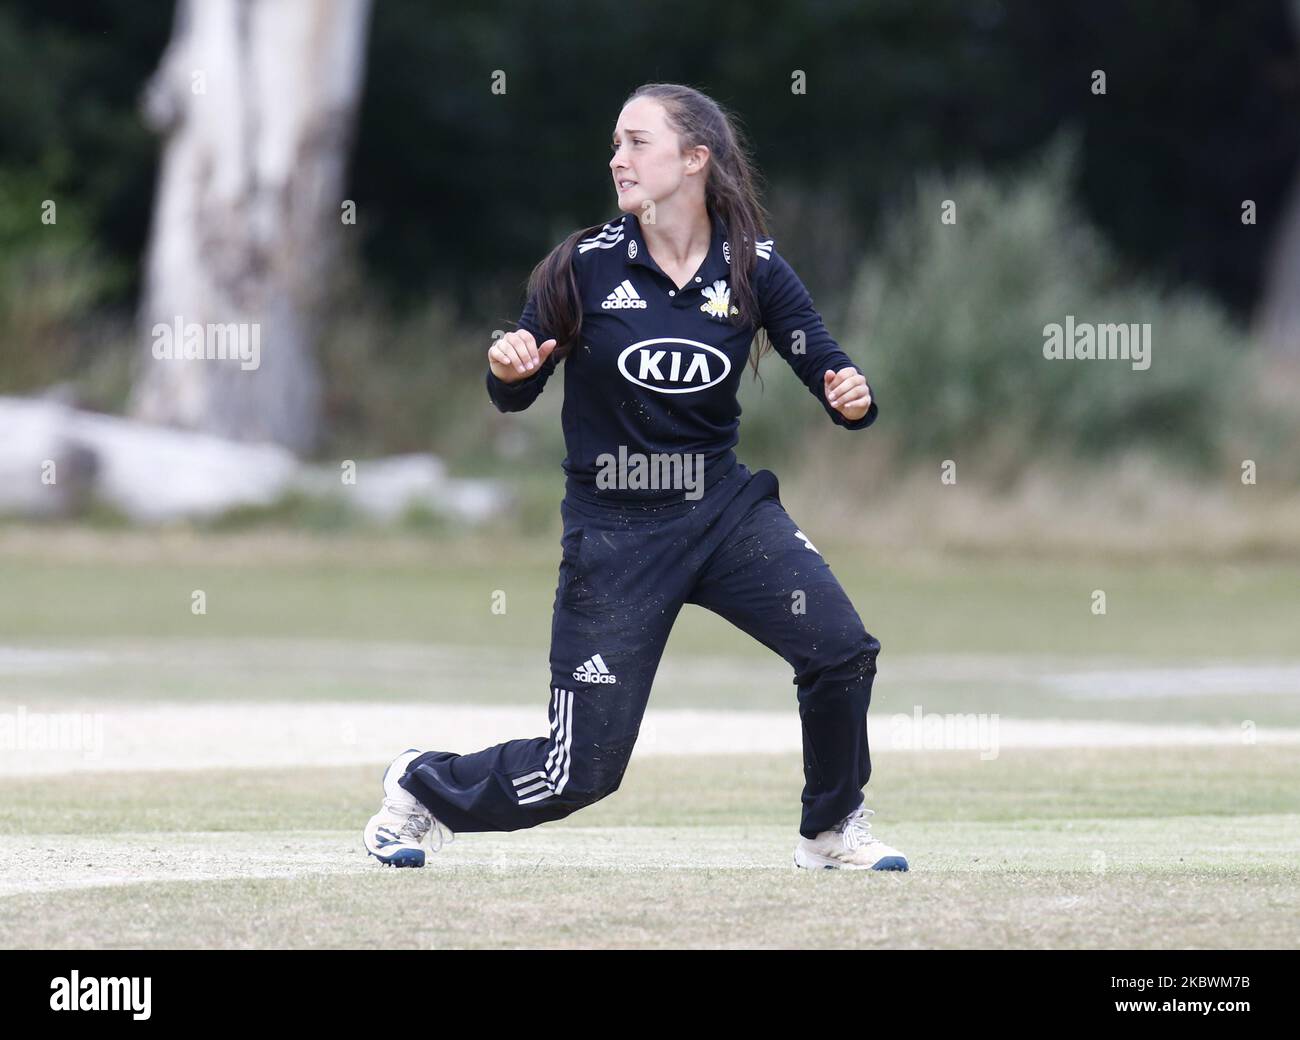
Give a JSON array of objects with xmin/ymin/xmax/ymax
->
[{"xmin": 617, "ymin": 338, "xmax": 731, "ymax": 394}]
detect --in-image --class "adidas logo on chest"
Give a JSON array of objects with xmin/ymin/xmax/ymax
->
[{"xmin": 602, "ymin": 279, "xmax": 647, "ymax": 310}]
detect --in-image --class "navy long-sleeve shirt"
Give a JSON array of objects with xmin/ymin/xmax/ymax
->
[{"xmin": 487, "ymin": 212, "xmax": 876, "ymax": 501}]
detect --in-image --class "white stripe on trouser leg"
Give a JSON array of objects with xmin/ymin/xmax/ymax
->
[
  {"xmin": 551, "ymin": 687, "xmax": 573, "ymax": 795},
  {"xmin": 540, "ymin": 687, "xmax": 572, "ymax": 798},
  {"xmin": 542, "ymin": 687, "xmax": 567, "ymax": 778},
  {"xmin": 513, "ymin": 688, "xmax": 560, "ymax": 803},
  {"xmin": 516, "ymin": 687, "xmax": 573, "ymax": 804}
]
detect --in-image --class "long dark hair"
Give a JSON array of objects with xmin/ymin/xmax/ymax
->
[{"xmin": 524, "ymin": 83, "xmax": 773, "ymax": 379}]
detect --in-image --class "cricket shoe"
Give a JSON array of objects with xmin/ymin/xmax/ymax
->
[
  {"xmin": 362, "ymin": 748, "xmax": 454, "ymax": 868},
  {"xmin": 793, "ymin": 802, "xmax": 909, "ymax": 871}
]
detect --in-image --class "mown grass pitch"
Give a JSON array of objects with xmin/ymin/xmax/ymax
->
[
  {"xmin": 1, "ymin": 747, "xmax": 1297, "ymax": 948},
  {"xmin": 1, "ymin": 529, "xmax": 1297, "ymax": 947}
]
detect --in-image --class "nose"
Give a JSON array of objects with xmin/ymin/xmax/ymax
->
[{"xmin": 609, "ymin": 145, "xmax": 627, "ymax": 172}]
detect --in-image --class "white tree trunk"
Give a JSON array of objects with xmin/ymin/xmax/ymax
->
[{"xmin": 132, "ymin": 0, "xmax": 372, "ymax": 453}]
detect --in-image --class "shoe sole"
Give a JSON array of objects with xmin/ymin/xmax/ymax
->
[
  {"xmin": 793, "ymin": 846, "xmax": 909, "ymax": 872},
  {"xmin": 366, "ymin": 846, "xmax": 425, "ymax": 868}
]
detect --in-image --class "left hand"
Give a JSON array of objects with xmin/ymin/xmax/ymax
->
[{"xmin": 824, "ymin": 368, "xmax": 873, "ymax": 422}]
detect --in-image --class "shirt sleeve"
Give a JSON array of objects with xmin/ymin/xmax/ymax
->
[
  {"xmin": 485, "ymin": 291, "xmax": 561, "ymax": 414},
  {"xmin": 757, "ymin": 248, "xmax": 878, "ymax": 430}
]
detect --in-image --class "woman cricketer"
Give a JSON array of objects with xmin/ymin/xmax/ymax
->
[{"xmin": 364, "ymin": 83, "xmax": 907, "ymax": 872}]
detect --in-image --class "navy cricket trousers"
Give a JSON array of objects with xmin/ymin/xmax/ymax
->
[{"xmin": 400, "ymin": 461, "xmax": 882, "ymax": 839}]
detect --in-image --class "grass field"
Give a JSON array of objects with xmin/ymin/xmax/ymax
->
[{"xmin": 1, "ymin": 527, "xmax": 1297, "ymax": 948}]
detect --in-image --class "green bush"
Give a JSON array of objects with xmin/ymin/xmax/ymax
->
[
  {"xmin": 842, "ymin": 140, "xmax": 1252, "ymax": 477},
  {"xmin": 0, "ymin": 170, "xmax": 128, "ymax": 400}
]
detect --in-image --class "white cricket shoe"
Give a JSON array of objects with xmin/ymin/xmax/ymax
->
[
  {"xmin": 793, "ymin": 802, "xmax": 909, "ymax": 871},
  {"xmin": 362, "ymin": 748, "xmax": 454, "ymax": 868}
]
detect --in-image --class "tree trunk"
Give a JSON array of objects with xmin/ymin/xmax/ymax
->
[{"xmin": 132, "ymin": 0, "xmax": 373, "ymax": 454}]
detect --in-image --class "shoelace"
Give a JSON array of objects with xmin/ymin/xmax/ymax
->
[
  {"xmin": 383, "ymin": 797, "xmax": 457, "ymax": 853},
  {"xmin": 839, "ymin": 807, "xmax": 882, "ymax": 851}
]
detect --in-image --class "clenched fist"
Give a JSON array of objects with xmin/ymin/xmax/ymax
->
[
  {"xmin": 824, "ymin": 368, "xmax": 873, "ymax": 422},
  {"xmin": 490, "ymin": 329, "xmax": 558, "ymax": 383}
]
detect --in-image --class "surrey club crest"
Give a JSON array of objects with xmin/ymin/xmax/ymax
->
[{"xmin": 700, "ymin": 280, "xmax": 739, "ymax": 320}]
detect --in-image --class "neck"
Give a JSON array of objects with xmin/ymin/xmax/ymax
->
[{"xmin": 638, "ymin": 199, "xmax": 711, "ymax": 265}]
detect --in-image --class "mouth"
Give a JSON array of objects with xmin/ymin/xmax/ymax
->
[{"xmin": 616, "ymin": 179, "xmax": 638, "ymax": 193}]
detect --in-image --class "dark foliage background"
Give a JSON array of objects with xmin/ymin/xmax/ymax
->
[{"xmin": 3, "ymin": 0, "xmax": 1295, "ymax": 315}]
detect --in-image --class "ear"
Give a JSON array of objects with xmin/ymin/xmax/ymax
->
[{"xmin": 684, "ymin": 144, "xmax": 711, "ymax": 176}]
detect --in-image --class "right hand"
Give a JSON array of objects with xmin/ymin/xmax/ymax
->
[{"xmin": 489, "ymin": 330, "xmax": 557, "ymax": 383}]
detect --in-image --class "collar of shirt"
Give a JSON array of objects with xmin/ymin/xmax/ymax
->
[{"xmin": 621, "ymin": 211, "xmax": 733, "ymax": 306}]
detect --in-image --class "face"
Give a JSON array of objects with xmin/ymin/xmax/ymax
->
[{"xmin": 609, "ymin": 96, "xmax": 705, "ymax": 214}]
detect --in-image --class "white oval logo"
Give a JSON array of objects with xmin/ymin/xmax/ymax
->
[
  {"xmin": 627, "ymin": 240, "xmax": 637, "ymax": 259},
  {"xmin": 617, "ymin": 338, "xmax": 732, "ymax": 394}
]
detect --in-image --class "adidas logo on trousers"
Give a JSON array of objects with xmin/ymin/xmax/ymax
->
[{"xmin": 573, "ymin": 652, "xmax": 617, "ymax": 683}]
